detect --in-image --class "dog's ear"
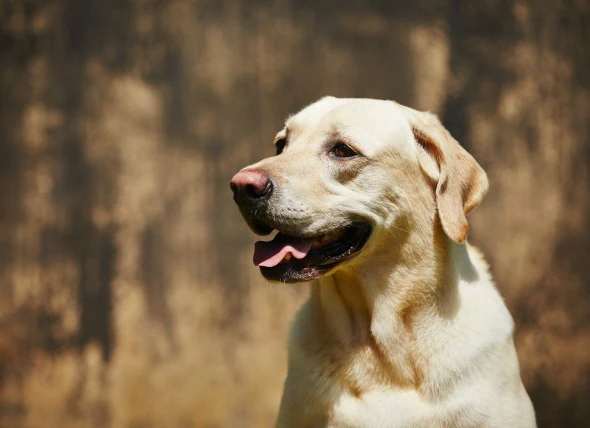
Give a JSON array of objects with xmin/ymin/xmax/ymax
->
[{"xmin": 408, "ymin": 111, "xmax": 488, "ymax": 243}]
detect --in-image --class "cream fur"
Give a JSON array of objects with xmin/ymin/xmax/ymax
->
[{"xmin": 240, "ymin": 97, "xmax": 536, "ymax": 427}]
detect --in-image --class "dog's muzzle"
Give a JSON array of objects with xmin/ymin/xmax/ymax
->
[
  {"xmin": 230, "ymin": 168, "xmax": 273, "ymax": 206},
  {"xmin": 230, "ymin": 168, "xmax": 275, "ymax": 235}
]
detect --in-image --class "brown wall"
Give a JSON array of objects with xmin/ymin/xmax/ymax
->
[{"xmin": 0, "ymin": 1, "xmax": 588, "ymax": 427}]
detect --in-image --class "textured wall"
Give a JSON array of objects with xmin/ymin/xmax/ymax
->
[{"xmin": 0, "ymin": 1, "xmax": 588, "ymax": 427}]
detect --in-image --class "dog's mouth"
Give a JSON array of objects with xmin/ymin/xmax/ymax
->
[{"xmin": 253, "ymin": 222, "xmax": 372, "ymax": 283}]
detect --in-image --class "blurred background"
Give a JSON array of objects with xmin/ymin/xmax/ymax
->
[{"xmin": 1, "ymin": 0, "xmax": 589, "ymax": 427}]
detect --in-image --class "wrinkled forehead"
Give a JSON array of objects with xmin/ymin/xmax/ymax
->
[{"xmin": 285, "ymin": 97, "xmax": 415, "ymax": 156}]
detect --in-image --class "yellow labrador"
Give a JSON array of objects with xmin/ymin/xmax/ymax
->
[{"xmin": 230, "ymin": 97, "xmax": 536, "ymax": 427}]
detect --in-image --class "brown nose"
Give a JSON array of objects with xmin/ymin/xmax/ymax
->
[{"xmin": 230, "ymin": 168, "xmax": 273, "ymax": 204}]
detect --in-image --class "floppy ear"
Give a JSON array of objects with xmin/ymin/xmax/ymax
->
[{"xmin": 408, "ymin": 111, "xmax": 488, "ymax": 243}]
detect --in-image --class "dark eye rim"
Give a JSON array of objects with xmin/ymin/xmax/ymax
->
[
  {"xmin": 275, "ymin": 138, "xmax": 287, "ymax": 155},
  {"xmin": 330, "ymin": 142, "xmax": 360, "ymax": 159}
]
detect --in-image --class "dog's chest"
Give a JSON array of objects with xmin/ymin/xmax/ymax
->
[
  {"xmin": 327, "ymin": 387, "xmax": 487, "ymax": 428},
  {"xmin": 319, "ymin": 325, "xmax": 421, "ymax": 394},
  {"xmin": 335, "ymin": 344, "xmax": 400, "ymax": 394},
  {"xmin": 298, "ymin": 319, "xmax": 501, "ymax": 427}
]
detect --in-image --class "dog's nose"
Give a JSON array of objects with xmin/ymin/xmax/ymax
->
[{"xmin": 230, "ymin": 168, "xmax": 273, "ymax": 203}]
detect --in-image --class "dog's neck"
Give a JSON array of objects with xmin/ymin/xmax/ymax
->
[{"xmin": 311, "ymin": 224, "xmax": 472, "ymax": 387}]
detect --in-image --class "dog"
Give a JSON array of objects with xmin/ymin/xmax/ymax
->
[{"xmin": 230, "ymin": 97, "xmax": 536, "ymax": 427}]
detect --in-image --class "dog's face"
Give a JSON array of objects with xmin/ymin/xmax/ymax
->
[{"xmin": 230, "ymin": 97, "xmax": 488, "ymax": 283}]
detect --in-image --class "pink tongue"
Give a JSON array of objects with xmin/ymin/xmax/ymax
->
[{"xmin": 253, "ymin": 234, "xmax": 312, "ymax": 267}]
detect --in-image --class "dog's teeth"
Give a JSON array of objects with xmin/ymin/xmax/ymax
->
[
  {"xmin": 283, "ymin": 253, "xmax": 292, "ymax": 261},
  {"xmin": 321, "ymin": 235, "xmax": 332, "ymax": 244},
  {"xmin": 314, "ymin": 231, "xmax": 344, "ymax": 247},
  {"xmin": 331, "ymin": 231, "xmax": 344, "ymax": 240}
]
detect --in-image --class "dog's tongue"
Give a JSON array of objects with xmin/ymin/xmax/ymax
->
[{"xmin": 253, "ymin": 233, "xmax": 312, "ymax": 267}]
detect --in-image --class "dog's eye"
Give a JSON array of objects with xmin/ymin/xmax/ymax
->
[
  {"xmin": 275, "ymin": 138, "xmax": 286, "ymax": 155},
  {"xmin": 331, "ymin": 143, "xmax": 358, "ymax": 158}
]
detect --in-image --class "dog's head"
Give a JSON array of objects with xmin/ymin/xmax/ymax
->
[{"xmin": 230, "ymin": 97, "xmax": 488, "ymax": 283}]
